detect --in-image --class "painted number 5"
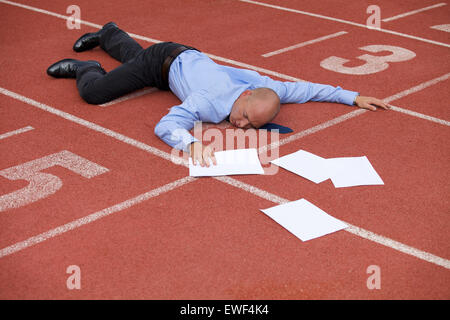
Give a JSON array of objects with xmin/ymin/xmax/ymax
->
[
  {"xmin": 0, "ymin": 150, "xmax": 109, "ymax": 212},
  {"xmin": 320, "ymin": 45, "xmax": 416, "ymax": 75}
]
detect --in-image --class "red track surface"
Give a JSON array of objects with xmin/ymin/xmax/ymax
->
[{"xmin": 0, "ymin": 0, "xmax": 449, "ymax": 299}]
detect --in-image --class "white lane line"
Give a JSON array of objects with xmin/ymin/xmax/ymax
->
[
  {"xmin": 382, "ymin": 3, "xmax": 447, "ymax": 22},
  {"xmin": 390, "ymin": 105, "xmax": 450, "ymax": 126},
  {"xmin": 0, "ymin": 0, "xmax": 163, "ymax": 42},
  {"xmin": 0, "ymin": 0, "xmax": 83, "ymax": 21},
  {"xmin": 99, "ymin": 87, "xmax": 159, "ymax": 107},
  {"xmin": 0, "ymin": 176, "xmax": 196, "ymax": 258},
  {"xmin": 430, "ymin": 24, "xmax": 450, "ymax": 32},
  {"xmin": 0, "ymin": 126, "xmax": 34, "ymax": 140},
  {"xmin": 0, "ymin": 87, "xmax": 178, "ymax": 164},
  {"xmin": 238, "ymin": 0, "xmax": 450, "ymax": 48},
  {"xmin": 383, "ymin": 72, "xmax": 450, "ymax": 103},
  {"xmin": 216, "ymin": 176, "xmax": 450, "ymax": 270},
  {"xmin": 384, "ymin": 72, "xmax": 450, "ymax": 126},
  {"xmin": 215, "ymin": 176, "xmax": 289, "ymax": 205},
  {"xmin": 1, "ymin": 87, "xmax": 449, "ymax": 269},
  {"xmin": 345, "ymin": 224, "xmax": 450, "ymax": 269},
  {"xmin": 262, "ymin": 31, "xmax": 348, "ymax": 58},
  {"xmin": 259, "ymin": 109, "xmax": 366, "ymax": 154},
  {"xmin": 239, "ymin": 0, "xmax": 369, "ymax": 28}
]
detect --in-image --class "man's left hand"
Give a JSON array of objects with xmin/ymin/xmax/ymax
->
[{"xmin": 354, "ymin": 96, "xmax": 392, "ymax": 111}]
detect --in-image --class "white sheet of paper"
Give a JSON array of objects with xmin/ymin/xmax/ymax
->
[
  {"xmin": 260, "ymin": 199, "xmax": 348, "ymax": 241},
  {"xmin": 189, "ymin": 148, "xmax": 264, "ymax": 177},
  {"xmin": 327, "ymin": 156, "xmax": 384, "ymax": 188},
  {"xmin": 270, "ymin": 150, "xmax": 329, "ymax": 183}
]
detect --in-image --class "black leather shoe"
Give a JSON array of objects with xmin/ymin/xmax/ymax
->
[
  {"xmin": 46, "ymin": 59, "xmax": 102, "ymax": 78},
  {"xmin": 73, "ymin": 22, "xmax": 118, "ymax": 52}
]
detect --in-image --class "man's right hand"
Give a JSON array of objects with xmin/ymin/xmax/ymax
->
[
  {"xmin": 190, "ymin": 142, "xmax": 217, "ymax": 167},
  {"xmin": 354, "ymin": 95, "xmax": 391, "ymax": 111}
]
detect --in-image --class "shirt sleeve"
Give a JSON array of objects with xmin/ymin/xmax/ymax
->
[
  {"xmin": 154, "ymin": 94, "xmax": 203, "ymax": 153},
  {"xmin": 257, "ymin": 75, "xmax": 359, "ymax": 106}
]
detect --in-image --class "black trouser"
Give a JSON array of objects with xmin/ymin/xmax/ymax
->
[{"xmin": 75, "ymin": 27, "xmax": 190, "ymax": 104}]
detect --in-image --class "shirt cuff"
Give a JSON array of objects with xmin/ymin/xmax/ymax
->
[
  {"xmin": 339, "ymin": 90, "xmax": 360, "ymax": 106},
  {"xmin": 185, "ymin": 138, "xmax": 200, "ymax": 153},
  {"xmin": 353, "ymin": 93, "xmax": 360, "ymax": 106},
  {"xmin": 182, "ymin": 136, "xmax": 199, "ymax": 153},
  {"xmin": 171, "ymin": 128, "xmax": 199, "ymax": 153}
]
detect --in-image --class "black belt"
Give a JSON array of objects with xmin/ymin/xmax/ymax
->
[{"xmin": 161, "ymin": 46, "xmax": 192, "ymax": 87}]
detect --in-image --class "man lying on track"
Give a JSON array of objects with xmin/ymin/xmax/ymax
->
[{"xmin": 47, "ymin": 22, "xmax": 391, "ymax": 167}]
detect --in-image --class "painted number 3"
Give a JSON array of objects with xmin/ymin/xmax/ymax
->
[
  {"xmin": 320, "ymin": 45, "xmax": 416, "ymax": 75},
  {"xmin": 0, "ymin": 150, "xmax": 108, "ymax": 212}
]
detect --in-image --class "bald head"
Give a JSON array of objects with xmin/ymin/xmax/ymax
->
[
  {"xmin": 249, "ymin": 88, "xmax": 280, "ymax": 126},
  {"xmin": 229, "ymin": 87, "xmax": 281, "ymax": 129}
]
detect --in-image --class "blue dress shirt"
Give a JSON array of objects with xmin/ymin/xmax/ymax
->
[{"xmin": 154, "ymin": 50, "xmax": 359, "ymax": 152}]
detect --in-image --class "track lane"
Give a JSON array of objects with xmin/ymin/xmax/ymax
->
[
  {"xmin": 1, "ymin": 0, "xmax": 448, "ymax": 300},
  {"xmin": 1, "ymin": 177, "xmax": 449, "ymax": 299}
]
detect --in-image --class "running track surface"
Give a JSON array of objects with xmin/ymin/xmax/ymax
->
[{"xmin": 0, "ymin": 0, "xmax": 449, "ymax": 299}]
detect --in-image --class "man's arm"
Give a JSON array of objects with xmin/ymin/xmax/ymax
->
[
  {"xmin": 154, "ymin": 94, "xmax": 217, "ymax": 166},
  {"xmin": 259, "ymin": 76, "xmax": 390, "ymax": 111},
  {"xmin": 279, "ymin": 81, "xmax": 358, "ymax": 105},
  {"xmin": 154, "ymin": 105, "xmax": 199, "ymax": 153}
]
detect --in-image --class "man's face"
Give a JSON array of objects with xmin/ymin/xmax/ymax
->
[
  {"xmin": 229, "ymin": 93, "xmax": 279, "ymax": 129},
  {"xmin": 229, "ymin": 95, "xmax": 254, "ymax": 129}
]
